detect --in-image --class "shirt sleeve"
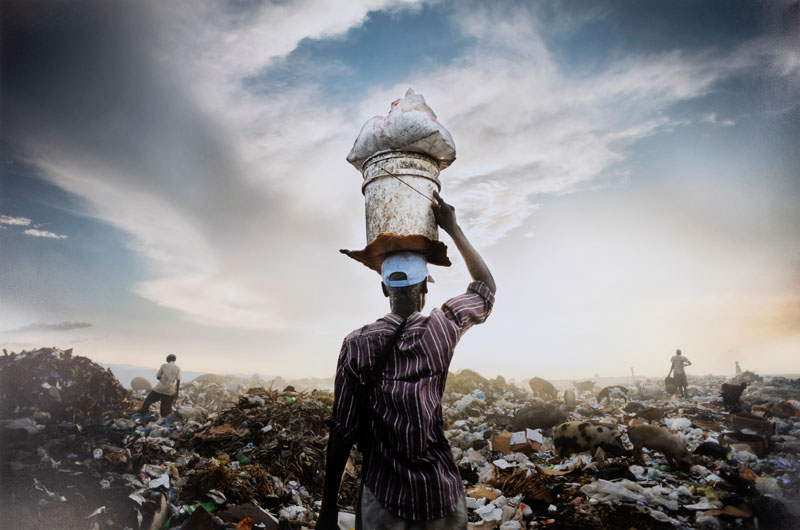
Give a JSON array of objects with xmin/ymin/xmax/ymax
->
[
  {"xmin": 156, "ymin": 365, "xmax": 164, "ymax": 379},
  {"xmin": 324, "ymin": 339, "xmax": 361, "ymax": 445},
  {"xmin": 439, "ymin": 281, "xmax": 495, "ymax": 334}
]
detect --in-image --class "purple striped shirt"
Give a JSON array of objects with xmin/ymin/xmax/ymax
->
[{"xmin": 325, "ymin": 281, "xmax": 495, "ymax": 520}]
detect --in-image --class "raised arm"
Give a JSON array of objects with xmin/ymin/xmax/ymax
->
[{"xmin": 432, "ymin": 191, "xmax": 496, "ymax": 294}]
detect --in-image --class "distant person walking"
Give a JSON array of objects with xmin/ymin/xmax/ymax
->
[
  {"xmin": 735, "ymin": 361, "xmax": 742, "ymax": 375},
  {"xmin": 667, "ymin": 349, "xmax": 692, "ymax": 398},
  {"xmin": 139, "ymin": 354, "xmax": 181, "ymax": 418}
]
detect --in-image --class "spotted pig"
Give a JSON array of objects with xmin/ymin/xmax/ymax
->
[{"xmin": 553, "ymin": 421, "xmax": 627, "ymax": 457}]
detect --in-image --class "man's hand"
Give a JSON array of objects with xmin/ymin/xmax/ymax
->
[
  {"xmin": 432, "ymin": 191, "xmax": 457, "ymax": 235},
  {"xmin": 431, "ymin": 191, "xmax": 496, "ymax": 294}
]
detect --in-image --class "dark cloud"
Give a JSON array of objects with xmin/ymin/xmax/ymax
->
[
  {"xmin": 7, "ymin": 321, "xmax": 92, "ymax": 333},
  {"xmin": 0, "ymin": 1, "xmax": 275, "ymax": 247}
]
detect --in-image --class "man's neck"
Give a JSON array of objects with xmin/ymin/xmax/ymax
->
[{"xmin": 390, "ymin": 304, "xmax": 419, "ymax": 319}]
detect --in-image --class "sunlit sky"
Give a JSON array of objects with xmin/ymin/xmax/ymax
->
[{"xmin": 1, "ymin": 0, "xmax": 798, "ymax": 380}]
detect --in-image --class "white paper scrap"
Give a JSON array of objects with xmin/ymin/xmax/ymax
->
[
  {"xmin": 510, "ymin": 431, "xmax": 526, "ymax": 445},
  {"xmin": 526, "ymin": 428, "xmax": 544, "ymax": 444}
]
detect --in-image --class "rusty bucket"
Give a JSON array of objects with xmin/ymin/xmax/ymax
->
[{"xmin": 340, "ymin": 151, "xmax": 451, "ymax": 273}]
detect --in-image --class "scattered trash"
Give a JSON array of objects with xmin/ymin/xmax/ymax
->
[{"xmin": 2, "ymin": 347, "xmax": 799, "ymax": 529}]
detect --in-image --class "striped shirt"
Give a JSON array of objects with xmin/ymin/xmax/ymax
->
[{"xmin": 325, "ymin": 281, "xmax": 494, "ymax": 520}]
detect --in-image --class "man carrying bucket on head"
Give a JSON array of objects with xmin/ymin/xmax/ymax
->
[{"xmin": 318, "ymin": 192, "xmax": 496, "ymax": 529}]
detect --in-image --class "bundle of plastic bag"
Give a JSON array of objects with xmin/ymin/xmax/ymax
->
[
  {"xmin": 580, "ymin": 479, "xmax": 679, "ymax": 511},
  {"xmin": 346, "ymin": 88, "xmax": 456, "ymax": 171}
]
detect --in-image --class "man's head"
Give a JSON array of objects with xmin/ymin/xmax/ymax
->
[
  {"xmin": 676, "ymin": 349, "xmax": 682, "ymax": 356},
  {"xmin": 380, "ymin": 252, "xmax": 429, "ymax": 317},
  {"xmin": 166, "ymin": 354, "xmax": 177, "ymax": 363}
]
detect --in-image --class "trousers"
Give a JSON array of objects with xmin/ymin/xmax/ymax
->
[
  {"xmin": 356, "ymin": 484, "xmax": 468, "ymax": 530},
  {"xmin": 140, "ymin": 390, "xmax": 175, "ymax": 417}
]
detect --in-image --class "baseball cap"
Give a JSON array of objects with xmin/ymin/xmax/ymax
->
[{"xmin": 381, "ymin": 252, "xmax": 430, "ymax": 287}]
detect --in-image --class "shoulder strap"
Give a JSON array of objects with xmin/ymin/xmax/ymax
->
[
  {"xmin": 357, "ymin": 318, "xmax": 406, "ymax": 458},
  {"xmin": 362, "ymin": 319, "xmax": 406, "ymax": 386}
]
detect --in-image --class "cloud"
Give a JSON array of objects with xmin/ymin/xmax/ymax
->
[
  {"xmin": 23, "ymin": 228, "xmax": 67, "ymax": 239},
  {"xmin": 7, "ymin": 321, "xmax": 92, "ymax": 333},
  {"xmin": 0, "ymin": 213, "xmax": 66, "ymax": 238},
  {"xmin": 0, "ymin": 215, "xmax": 32, "ymax": 226},
  {"xmin": 701, "ymin": 113, "xmax": 736, "ymax": 127},
  {"xmin": 1, "ymin": 0, "xmax": 798, "ymax": 338},
  {"xmin": 0, "ymin": 0, "xmax": 415, "ymax": 331}
]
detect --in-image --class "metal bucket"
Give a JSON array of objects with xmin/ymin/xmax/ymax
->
[
  {"xmin": 339, "ymin": 151, "xmax": 451, "ymax": 273},
  {"xmin": 362, "ymin": 151, "xmax": 440, "ymax": 243}
]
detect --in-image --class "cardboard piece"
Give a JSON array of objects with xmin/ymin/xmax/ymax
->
[
  {"xmin": 466, "ymin": 485, "xmax": 500, "ymax": 501},
  {"xmin": 707, "ymin": 504, "xmax": 753, "ymax": 518},
  {"xmin": 731, "ymin": 412, "xmax": 775, "ymax": 436},
  {"xmin": 491, "ymin": 432, "xmax": 542, "ymax": 456}
]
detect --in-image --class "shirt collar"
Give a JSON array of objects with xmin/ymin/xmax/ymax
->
[{"xmin": 382, "ymin": 312, "xmax": 422, "ymax": 326}]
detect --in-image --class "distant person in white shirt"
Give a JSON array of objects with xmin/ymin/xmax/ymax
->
[
  {"xmin": 138, "ymin": 354, "xmax": 181, "ymax": 419},
  {"xmin": 667, "ymin": 349, "xmax": 692, "ymax": 398}
]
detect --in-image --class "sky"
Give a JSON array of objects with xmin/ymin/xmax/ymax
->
[{"xmin": 1, "ymin": 0, "xmax": 798, "ymax": 381}]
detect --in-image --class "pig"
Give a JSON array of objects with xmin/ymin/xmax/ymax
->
[
  {"xmin": 573, "ymin": 380, "xmax": 596, "ymax": 394},
  {"xmin": 597, "ymin": 385, "xmax": 629, "ymax": 404},
  {"xmin": 720, "ymin": 382, "xmax": 747, "ymax": 411},
  {"xmin": 528, "ymin": 377, "xmax": 558, "ymax": 399},
  {"xmin": 627, "ymin": 423, "xmax": 692, "ymax": 470},
  {"xmin": 553, "ymin": 421, "xmax": 627, "ymax": 458}
]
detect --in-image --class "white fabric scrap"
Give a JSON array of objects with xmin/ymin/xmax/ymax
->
[
  {"xmin": 148, "ymin": 474, "xmax": 169, "ymax": 490},
  {"xmin": 492, "ymin": 458, "xmax": 515, "ymax": 470}
]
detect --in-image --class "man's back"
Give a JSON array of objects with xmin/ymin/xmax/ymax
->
[
  {"xmin": 671, "ymin": 355, "xmax": 689, "ymax": 374},
  {"xmin": 327, "ymin": 281, "xmax": 494, "ymax": 520},
  {"xmin": 154, "ymin": 362, "xmax": 180, "ymax": 394}
]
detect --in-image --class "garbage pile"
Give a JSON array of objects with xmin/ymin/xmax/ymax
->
[
  {"xmin": 1, "ymin": 352, "xmax": 343, "ymax": 529},
  {"xmin": 0, "ymin": 347, "xmax": 133, "ymax": 425},
  {"xmin": 441, "ymin": 372, "xmax": 800, "ymax": 529},
  {"xmin": 180, "ymin": 374, "xmax": 268, "ymax": 413},
  {"xmin": 2, "ymin": 348, "xmax": 799, "ymax": 529}
]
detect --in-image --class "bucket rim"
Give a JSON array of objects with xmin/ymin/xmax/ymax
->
[
  {"xmin": 362, "ymin": 150, "xmax": 440, "ymax": 169},
  {"xmin": 361, "ymin": 171, "xmax": 441, "ymax": 195}
]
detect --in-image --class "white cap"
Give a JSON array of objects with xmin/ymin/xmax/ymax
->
[{"xmin": 381, "ymin": 252, "xmax": 429, "ymax": 287}]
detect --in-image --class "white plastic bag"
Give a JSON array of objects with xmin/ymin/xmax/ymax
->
[{"xmin": 347, "ymin": 89, "xmax": 456, "ymax": 170}]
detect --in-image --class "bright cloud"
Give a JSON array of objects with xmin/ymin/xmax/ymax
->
[
  {"xmin": 23, "ymin": 228, "xmax": 67, "ymax": 239},
  {"xmin": 0, "ymin": 215, "xmax": 32, "ymax": 226}
]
